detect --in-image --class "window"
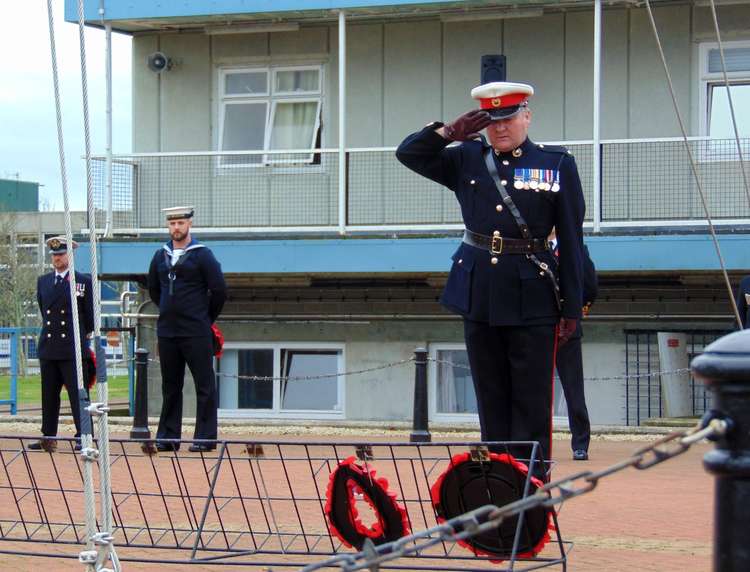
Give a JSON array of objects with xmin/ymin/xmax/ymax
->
[
  {"xmin": 217, "ymin": 343, "xmax": 343, "ymax": 418},
  {"xmin": 700, "ymin": 41, "xmax": 750, "ymax": 138},
  {"xmin": 218, "ymin": 66, "xmax": 322, "ymax": 165}
]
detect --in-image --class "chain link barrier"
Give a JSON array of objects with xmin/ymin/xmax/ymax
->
[{"xmin": 302, "ymin": 418, "xmax": 727, "ymax": 572}]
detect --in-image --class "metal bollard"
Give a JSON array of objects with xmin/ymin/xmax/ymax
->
[
  {"xmin": 410, "ymin": 348, "xmax": 431, "ymax": 443},
  {"xmin": 130, "ymin": 348, "xmax": 151, "ymax": 440},
  {"xmin": 691, "ymin": 329, "xmax": 750, "ymax": 572}
]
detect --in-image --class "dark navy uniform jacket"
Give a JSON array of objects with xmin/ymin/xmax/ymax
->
[
  {"xmin": 148, "ymin": 238, "xmax": 227, "ymax": 338},
  {"xmin": 36, "ymin": 271, "xmax": 94, "ymax": 361},
  {"xmin": 737, "ymin": 276, "xmax": 750, "ymax": 329},
  {"xmin": 396, "ymin": 126, "xmax": 585, "ymax": 326}
]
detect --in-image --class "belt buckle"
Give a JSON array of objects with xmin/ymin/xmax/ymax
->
[{"xmin": 490, "ymin": 236, "xmax": 503, "ymax": 255}]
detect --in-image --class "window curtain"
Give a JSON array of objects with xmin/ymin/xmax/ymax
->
[{"xmin": 270, "ymin": 102, "xmax": 318, "ymax": 150}]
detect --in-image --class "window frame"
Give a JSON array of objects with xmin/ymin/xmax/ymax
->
[
  {"xmin": 217, "ymin": 341, "xmax": 345, "ymax": 419},
  {"xmin": 217, "ymin": 64, "xmax": 323, "ymax": 168},
  {"xmin": 428, "ymin": 343, "xmax": 479, "ymax": 423},
  {"xmin": 699, "ymin": 40, "xmax": 750, "ymax": 137}
]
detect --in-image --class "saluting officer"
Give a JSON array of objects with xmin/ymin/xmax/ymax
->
[
  {"xmin": 736, "ymin": 276, "xmax": 750, "ymax": 329},
  {"xmin": 550, "ymin": 230, "xmax": 598, "ymax": 461},
  {"xmin": 148, "ymin": 206, "xmax": 227, "ymax": 452},
  {"xmin": 29, "ymin": 236, "xmax": 94, "ymax": 451},
  {"xmin": 396, "ymin": 82, "xmax": 585, "ymax": 475}
]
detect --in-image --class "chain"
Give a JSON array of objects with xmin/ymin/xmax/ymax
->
[
  {"xmin": 428, "ymin": 357, "xmax": 692, "ymax": 383},
  {"xmin": 301, "ymin": 418, "xmax": 727, "ymax": 572},
  {"xmin": 144, "ymin": 356, "xmax": 414, "ymax": 383}
]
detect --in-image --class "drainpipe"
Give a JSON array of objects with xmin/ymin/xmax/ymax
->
[{"xmin": 338, "ymin": 10, "xmax": 347, "ymax": 235}]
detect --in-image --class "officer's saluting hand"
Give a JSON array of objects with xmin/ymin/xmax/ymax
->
[{"xmin": 396, "ymin": 80, "xmax": 585, "ymax": 478}]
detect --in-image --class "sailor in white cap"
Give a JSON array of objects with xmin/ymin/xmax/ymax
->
[
  {"xmin": 28, "ymin": 236, "xmax": 94, "ymax": 451},
  {"xmin": 396, "ymin": 76, "xmax": 585, "ymax": 479},
  {"xmin": 147, "ymin": 206, "xmax": 227, "ymax": 452}
]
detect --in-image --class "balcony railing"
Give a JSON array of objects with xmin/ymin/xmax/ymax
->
[{"xmin": 91, "ymin": 137, "xmax": 750, "ymax": 234}]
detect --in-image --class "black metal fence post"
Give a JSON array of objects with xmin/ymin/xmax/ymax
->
[
  {"xmin": 410, "ymin": 348, "xmax": 431, "ymax": 443},
  {"xmin": 130, "ymin": 348, "xmax": 151, "ymax": 440},
  {"xmin": 692, "ymin": 329, "xmax": 750, "ymax": 572}
]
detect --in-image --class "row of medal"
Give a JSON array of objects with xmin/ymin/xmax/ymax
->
[{"xmin": 513, "ymin": 168, "xmax": 560, "ymax": 192}]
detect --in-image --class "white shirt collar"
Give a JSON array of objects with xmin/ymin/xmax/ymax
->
[{"xmin": 55, "ymin": 269, "xmax": 70, "ymax": 279}]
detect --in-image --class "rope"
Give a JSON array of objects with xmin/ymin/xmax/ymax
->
[
  {"xmin": 75, "ymin": 0, "xmax": 119, "ymax": 569},
  {"xmin": 708, "ymin": 0, "xmax": 750, "ymax": 208},
  {"xmin": 44, "ymin": 3, "xmax": 98, "ymax": 570},
  {"xmin": 643, "ymin": 0, "xmax": 742, "ymax": 329}
]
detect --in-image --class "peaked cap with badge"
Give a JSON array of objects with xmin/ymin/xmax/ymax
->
[
  {"xmin": 396, "ymin": 70, "xmax": 586, "ymax": 473},
  {"xmin": 46, "ymin": 235, "xmax": 79, "ymax": 255},
  {"xmin": 162, "ymin": 206, "xmax": 195, "ymax": 221}
]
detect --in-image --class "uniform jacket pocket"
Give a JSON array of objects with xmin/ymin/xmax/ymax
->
[
  {"xmin": 441, "ymin": 246, "xmax": 476, "ymax": 314},
  {"xmin": 518, "ymin": 262, "xmax": 558, "ymax": 320}
]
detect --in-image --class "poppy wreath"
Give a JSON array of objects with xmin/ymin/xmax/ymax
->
[
  {"xmin": 211, "ymin": 324, "xmax": 225, "ymax": 358},
  {"xmin": 430, "ymin": 452, "xmax": 554, "ymax": 562},
  {"xmin": 325, "ymin": 456, "xmax": 411, "ymax": 550}
]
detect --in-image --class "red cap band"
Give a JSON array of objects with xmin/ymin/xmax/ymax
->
[{"xmin": 479, "ymin": 93, "xmax": 528, "ymax": 110}]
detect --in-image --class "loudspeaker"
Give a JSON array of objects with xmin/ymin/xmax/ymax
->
[
  {"xmin": 147, "ymin": 52, "xmax": 172, "ymax": 73},
  {"xmin": 481, "ymin": 55, "xmax": 506, "ymax": 83}
]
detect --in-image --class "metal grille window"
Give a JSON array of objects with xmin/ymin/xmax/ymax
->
[
  {"xmin": 624, "ymin": 329, "xmax": 728, "ymax": 425},
  {"xmin": 700, "ymin": 41, "xmax": 750, "ymax": 138},
  {"xmin": 217, "ymin": 343, "xmax": 343, "ymax": 418},
  {"xmin": 218, "ymin": 66, "xmax": 322, "ymax": 166}
]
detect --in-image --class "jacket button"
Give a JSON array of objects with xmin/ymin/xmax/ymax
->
[
  {"xmin": 470, "ymin": 179, "xmax": 476, "ymax": 185},
  {"xmin": 500, "ymin": 179, "xmax": 507, "ymax": 186},
  {"xmin": 46, "ymin": 321, "xmax": 51, "ymax": 325},
  {"xmin": 458, "ymin": 259, "xmax": 463, "ymax": 264},
  {"xmin": 491, "ymin": 257, "xmax": 498, "ymax": 265},
  {"xmin": 47, "ymin": 310, "xmax": 51, "ymax": 315},
  {"xmin": 539, "ymin": 271, "xmax": 545, "ymax": 276},
  {"xmin": 61, "ymin": 310, "xmax": 65, "ymax": 314},
  {"xmin": 496, "ymin": 204, "xmax": 503, "ymax": 212},
  {"xmin": 493, "ymin": 230, "xmax": 500, "ymax": 237},
  {"xmin": 47, "ymin": 333, "xmax": 52, "ymax": 338},
  {"xmin": 61, "ymin": 321, "xmax": 66, "ymax": 326},
  {"xmin": 502, "ymin": 160, "xmax": 509, "ymax": 166},
  {"xmin": 61, "ymin": 333, "xmax": 66, "ymax": 338}
]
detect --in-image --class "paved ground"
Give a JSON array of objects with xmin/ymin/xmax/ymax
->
[{"xmin": 0, "ymin": 423, "xmax": 713, "ymax": 571}]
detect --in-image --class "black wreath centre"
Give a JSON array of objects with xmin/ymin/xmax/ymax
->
[
  {"xmin": 434, "ymin": 457, "xmax": 550, "ymax": 558},
  {"xmin": 327, "ymin": 463, "xmax": 407, "ymax": 550}
]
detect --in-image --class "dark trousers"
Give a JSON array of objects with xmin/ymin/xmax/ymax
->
[
  {"xmin": 556, "ymin": 336, "xmax": 591, "ymax": 452},
  {"xmin": 156, "ymin": 336, "xmax": 218, "ymax": 447},
  {"xmin": 40, "ymin": 359, "xmax": 89, "ymax": 438},
  {"xmin": 464, "ymin": 320, "xmax": 556, "ymax": 470}
]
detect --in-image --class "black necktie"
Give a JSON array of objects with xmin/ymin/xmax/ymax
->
[{"xmin": 55, "ymin": 275, "xmax": 63, "ymax": 286}]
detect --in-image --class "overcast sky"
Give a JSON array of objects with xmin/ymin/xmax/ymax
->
[{"xmin": 0, "ymin": 2, "xmax": 132, "ymax": 211}]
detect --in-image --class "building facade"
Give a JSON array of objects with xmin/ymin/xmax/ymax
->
[{"xmin": 67, "ymin": 0, "xmax": 750, "ymax": 426}]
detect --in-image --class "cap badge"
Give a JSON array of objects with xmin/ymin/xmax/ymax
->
[
  {"xmin": 491, "ymin": 97, "xmax": 502, "ymax": 108},
  {"xmin": 512, "ymin": 148, "xmax": 523, "ymax": 158},
  {"xmin": 49, "ymin": 239, "xmax": 61, "ymax": 250}
]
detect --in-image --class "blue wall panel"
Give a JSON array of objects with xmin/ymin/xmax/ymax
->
[
  {"xmin": 75, "ymin": 234, "xmax": 750, "ymax": 275},
  {"xmin": 66, "ymin": 0, "xmax": 467, "ymax": 23}
]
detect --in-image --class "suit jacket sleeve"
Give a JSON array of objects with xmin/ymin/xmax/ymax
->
[
  {"xmin": 738, "ymin": 276, "xmax": 750, "ymax": 329},
  {"xmin": 82, "ymin": 274, "xmax": 95, "ymax": 335},
  {"xmin": 201, "ymin": 249, "xmax": 227, "ymax": 323},
  {"xmin": 582, "ymin": 245, "xmax": 598, "ymax": 306},
  {"xmin": 395, "ymin": 124, "xmax": 464, "ymax": 191},
  {"xmin": 555, "ymin": 154, "xmax": 585, "ymax": 319},
  {"xmin": 147, "ymin": 251, "xmax": 161, "ymax": 308},
  {"xmin": 37, "ymin": 275, "xmax": 43, "ymax": 314}
]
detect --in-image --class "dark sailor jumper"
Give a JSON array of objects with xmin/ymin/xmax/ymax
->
[
  {"xmin": 148, "ymin": 235, "xmax": 226, "ymax": 449},
  {"xmin": 396, "ymin": 83, "xmax": 585, "ymax": 473}
]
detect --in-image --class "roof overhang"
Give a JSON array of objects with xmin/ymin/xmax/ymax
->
[{"xmin": 64, "ymin": 0, "xmax": 621, "ymax": 34}]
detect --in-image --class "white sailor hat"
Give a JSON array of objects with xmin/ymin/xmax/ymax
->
[
  {"xmin": 162, "ymin": 206, "xmax": 195, "ymax": 221},
  {"xmin": 470, "ymin": 82, "xmax": 534, "ymax": 120},
  {"xmin": 46, "ymin": 236, "xmax": 79, "ymax": 255}
]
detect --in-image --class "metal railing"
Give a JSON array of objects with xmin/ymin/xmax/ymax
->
[{"xmin": 90, "ymin": 137, "xmax": 750, "ymax": 234}]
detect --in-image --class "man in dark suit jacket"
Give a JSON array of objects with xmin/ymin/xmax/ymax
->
[
  {"xmin": 396, "ymin": 81, "xmax": 585, "ymax": 477},
  {"xmin": 148, "ymin": 206, "xmax": 227, "ymax": 453},
  {"xmin": 736, "ymin": 276, "xmax": 750, "ymax": 329},
  {"xmin": 28, "ymin": 236, "xmax": 94, "ymax": 451},
  {"xmin": 551, "ymin": 231, "xmax": 598, "ymax": 460}
]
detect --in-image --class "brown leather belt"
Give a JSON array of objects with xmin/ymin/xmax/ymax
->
[{"xmin": 462, "ymin": 229, "xmax": 550, "ymax": 255}]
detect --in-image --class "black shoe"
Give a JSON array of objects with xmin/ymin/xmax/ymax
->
[
  {"xmin": 74, "ymin": 443, "xmax": 82, "ymax": 451},
  {"xmin": 188, "ymin": 443, "xmax": 216, "ymax": 453},
  {"xmin": 573, "ymin": 449, "xmax": 589, "ymax": 461},
  {"xmin": 27, "ymin": 440, "xmax": 55, "ymax": 452},
  {"xmin": 155, "ymin": 442, "xmax": 178, "ymax": 452}
]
